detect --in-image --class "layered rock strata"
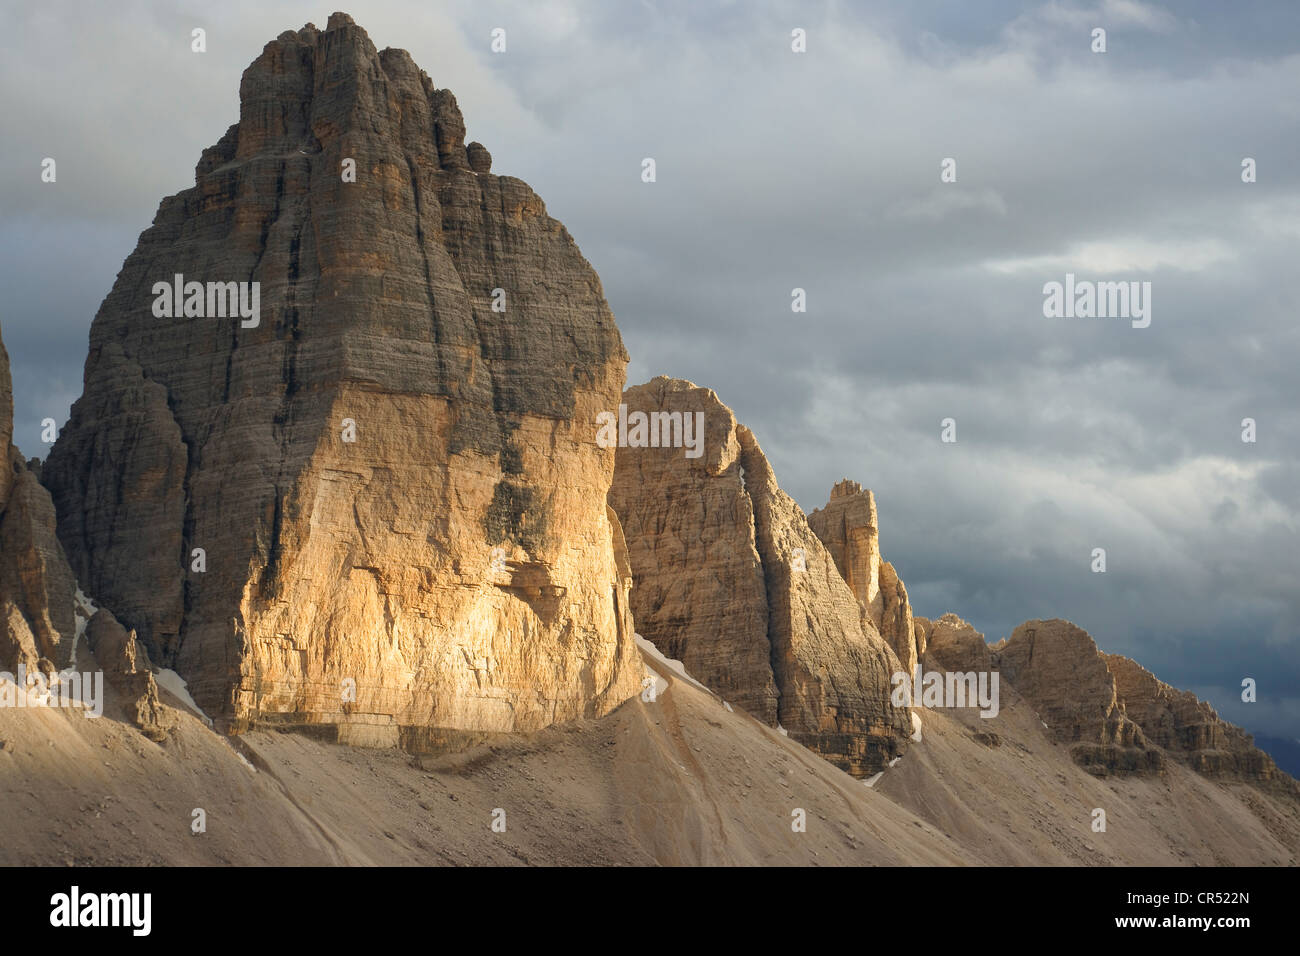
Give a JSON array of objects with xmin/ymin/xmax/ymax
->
[
  {"xmin": 993, "ymin": 619, "xmax": 1161, "ymax": 775},
  {"xmin": 43, "ymin": 14, "xmax": 640, "ymax": 743},
  {"xmin": 609, "ymin": 376, "xmax": 910, "ymax": 775},
  {"xmin": 916, "ymin": 613, "xmax": 992, "ymax": 674},
  {"xmin": 809, "ymin": 480, "xmax": 917, "ymax": 677},
  {"xmin": 1105, "ymin": 653, "xmax": 1297, "ymax": 793},
  {"xmin": 86, "ymin": 608, "xmax": 170, "ymax": 741},
  {"xmin": 0, "ymin": 323, "xmax": 77, "ymax": 675}
]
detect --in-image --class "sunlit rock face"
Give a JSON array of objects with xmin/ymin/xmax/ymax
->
[
  {"xmin": 994, "ymin": 619, "xmax": 1162, "ymax": 776},
  {"xmin": 808, "ymin": 479, "xmax": 917, "ymax": 679},
  {"xmin": 43, "ymin": 14, "xmax": 641, "ymax": 743},
  {"xmin": 610, "ymin": 376, "xmax": 912, "ymax": 776},
  {"xmin": 1104, "ymin": 652, "xmax": 1298, "ymax": 793}
]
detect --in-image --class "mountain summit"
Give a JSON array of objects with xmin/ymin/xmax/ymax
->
[{"xmin": 43, "ymin": 14, "xmax": 640, "ymax": 741}]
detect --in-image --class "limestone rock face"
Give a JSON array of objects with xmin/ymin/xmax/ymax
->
[
  {"xmin": 42, "ymin": 14, "xmax": 640, "ymax": 742},
  {"xmin": 609, "ymin": 377, "xmax": 910, "ymax": 776},
  {"xmin": 0, "ymin": 471, "xmax": 78, "ymax": 672},
  {"xmin": 994, "ymin": 620, "xmax": 1161, "ymax": 775},
  {"xmin": 86, "ymin": 609, "xmax": 170, "ymax": 741},
  {"xmin": 919, "ymin": 614, "xmax": 991, "ymax": 674},
  {"xmin": 466, "ymin": 142, "xmax": 492, "ymax": 175},
  {"xmin": 0, "ymin": 324, "xmax": 77, "ymax": 674},
  {"xmin": 606, "ymin": 379, "xmax": 777, "ymax": 723},
  {"xmin": 877, "ymin": 561, "xmax": 916, "ymax": 676},
  {"xmin": 1105, "ymin": 653, "xmax": 1297, "ymax": 793},
  {"xmin": 912, "ymin": 617, "xmax": 929, "ymax": 659},
  {"xmin": 809, "ymin": 479, "xmax": 917, "ymax": 677},
  {"xmin": 36, "ymin": 354, "xmax": 185, "ymax": 662},
  {"xmin": 808, "ymin": 480, "xmax": 881, "ymax": 617}
]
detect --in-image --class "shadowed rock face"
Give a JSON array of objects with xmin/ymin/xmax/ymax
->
[
  {"xmin": 86, "ymin": 609, "xmax": 170, "ymax": 742},
  {"xmin": 609, "ymin": 377, "xmax": 911, "ymax": 776},
  {"xmin": 0, "ymin": 323, "xmax": 77, "ymax": 675},
  {"xmin": 42, "ymin": 14, "xmax": 640, "ymax": 741}
]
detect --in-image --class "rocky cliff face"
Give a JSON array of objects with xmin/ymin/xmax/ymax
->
[
  {"xmin": 1104, "ymin": 653, "xmax": 1297, "ymax": 793},
  {"xmin": 917, "ymin": 613, "xmax": 992, "ymax": 674},
  {"xmin": 86, "ymin": 608, "xmax": 171, "ymax": 741},
  {"xmin": 0, "ymin": 323, "xmax": 77, "ymax": 675},
  {"xmin": 605, "ymin": 379, "xmax": 778, "ymax": 723},
  {"xmin": 994, "ymin": 620, "xmax": 1162, "ymax": 776},
  {"xmin": 609, "ymin": 377, "xmax": 910, "ymax": 775},
  {"xmin": 808, "ymin": 481, "xmax": 881, "ymax": 619},
  {"xmin": 808, "ymin": 479, "xmax": 917, "ymax": 677},
  {"xmin": 992, "ymin": 620, "xmax": 1295, "ymax": 790},
  {"xmin": 42, "ymin": 14, "xmax": 640, "ymax": 743}
]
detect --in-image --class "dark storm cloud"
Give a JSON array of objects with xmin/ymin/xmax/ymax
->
[{"xmin": 1, "ymin": 1, "xmax": 1295, "ymax": 741}]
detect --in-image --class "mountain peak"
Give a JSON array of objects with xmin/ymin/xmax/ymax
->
[{"xmin": 43, "ymin": 16, "xmax": 638, "ymax": 739}]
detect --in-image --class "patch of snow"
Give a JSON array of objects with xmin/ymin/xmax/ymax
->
[
  {"xmin": 641, "ymin": 665, "xmax": 669, "ymax": 700},
  {"xmin": 888, "ymin": 756, "xmax": 901, "ymax": 768},
  {"xmin": 722, "ymin": 701, "xmax": 733, "ymax": 713},
  {"xmin": 73, "ymin": 586, "xmax": 98, "ymax": 618},
  {"xmin": 1042, "ymin": 721, "xmax": 1049, "ymax": 729},
  {"xmin": 71, "ymin": 585, "xmax": 98, "ymax": 666},
  {"xmin": 910, "ymin": 711, "xmax": 923, "ymax": 743},
  {"xmin": 234, "ymin": 751, "xmax": 257, "ymax": 774},
  {"xmin": 777, "ymin": 725, "xmax": 788, "ymax": 737},
  {"xmin": 634, "ymin": 634, "xmax": 714, "ymax": 696},
  {"xmin": 155, "ymin": 668, "xmax": 212, "ymax": 727},
  {"xmin": 863, "ymin": 771, "xmax": 884, "ymax": 788}
]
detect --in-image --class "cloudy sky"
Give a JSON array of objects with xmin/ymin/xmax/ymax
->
[{"xmin": 3, "ymin": 0, "xmax": 1297, "ymax": 750}]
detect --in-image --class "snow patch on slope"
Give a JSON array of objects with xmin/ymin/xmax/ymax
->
[
  {"xmin": 634, "ymin": 634, "xmax": 715, "ymax": 697},
  {"xmin": 71, "ymin": 585, "xmax": 97, "ymax": 665},
  {"xmin": 155, "ymin": 669, "xmax": 212, "ymax": 727}
]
